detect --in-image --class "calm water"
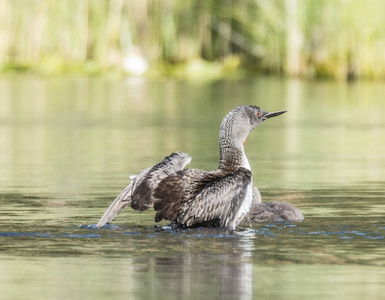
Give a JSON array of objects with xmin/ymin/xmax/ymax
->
[{"xmin": 0, "ymin": 76, "xmax": 385, "ymax": 299}]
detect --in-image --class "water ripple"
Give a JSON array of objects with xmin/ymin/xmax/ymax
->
[{"xmin": 0, "ymin": 232, "xmax": 55, "ymax": 238}]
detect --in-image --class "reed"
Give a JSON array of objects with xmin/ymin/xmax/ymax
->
[{"xmin": 1, "ymin": 0, "xmax": 385, "ymax": 79}]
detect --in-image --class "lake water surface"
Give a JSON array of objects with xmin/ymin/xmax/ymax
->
[{"xmin": 0, "ymin": 76, "xmax": 384, "ymax": 299}]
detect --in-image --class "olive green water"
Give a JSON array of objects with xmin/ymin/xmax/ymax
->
[{"xmin": 0, "ymin": 76, "xmax": 384, "ymax": 299}]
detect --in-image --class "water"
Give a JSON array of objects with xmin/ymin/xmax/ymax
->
[{"xmin": 0, "ymin": 76, "xmax": 385, "ymax": 299}]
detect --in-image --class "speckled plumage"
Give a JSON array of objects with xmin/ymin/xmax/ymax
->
[
  {"xmin": 97, "ymin": 105, "xmax": 303, "ymax": 229},
  {"xmin": 241, "ymin": 200, "xmax": 304, "ymax": 224},
  {"xmin": 153, "ymin": 168, "xmax": 252, "ymax": 228}
]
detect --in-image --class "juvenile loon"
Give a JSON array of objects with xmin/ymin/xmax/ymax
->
[{"xmin": 97, "ymin": 105, "xmax": 303, "ymax": 229}]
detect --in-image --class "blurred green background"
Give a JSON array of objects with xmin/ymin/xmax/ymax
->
[{"xmin": 1, "ymin": 0, "xmax": 385, "ymax": 79}]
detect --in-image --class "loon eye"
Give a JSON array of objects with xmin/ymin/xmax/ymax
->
[{"xmin": 256, "ymin": 112, "xmax": 260, "ymax": 117}]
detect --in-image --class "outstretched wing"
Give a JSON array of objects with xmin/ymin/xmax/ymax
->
[
  {"xmin": 96, "ymin": 152, "xmax": 191, "ymax": 227},
  {"xmin": 131, "ymin": 152, "xmax": 191, "ymax": 211},
  {"xmin": 153, "ymin": 168, "xmax": 252, "ymax": 229}
]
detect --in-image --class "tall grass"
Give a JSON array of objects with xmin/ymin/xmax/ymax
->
[{"xmin": 1, "ymin": 0, "xmax": 385, "ymax": 79}]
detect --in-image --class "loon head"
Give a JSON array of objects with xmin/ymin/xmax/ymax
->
[
  {"xmin": 220, "ymin": 105, "xmax": 287, "ymax": 149},
  {"xmin": 248, "ymin": 105, "xmax": 287, "ymax": 128}
]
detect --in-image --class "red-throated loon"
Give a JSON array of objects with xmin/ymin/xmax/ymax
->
[{"xmin": 97, "ymin": 105, "xmax": 303, "ymax": 229}]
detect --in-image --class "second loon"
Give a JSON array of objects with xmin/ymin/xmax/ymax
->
[{"xmin": 97, "ymin": 105, "xmax": 304, "ymax": 229}]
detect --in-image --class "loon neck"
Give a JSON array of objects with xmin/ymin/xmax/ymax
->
[
  {"xmin": 218, "ymin": 141, "xmax": 251, "ymax": 171},
  {"xmin": 218, "ymin": 107, "xmax": 253, "ymax": 171}
]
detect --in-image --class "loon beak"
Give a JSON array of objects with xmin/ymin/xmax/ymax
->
[{"xmin": 263, "ymin": 110, "xmax": 287, "ymax": 120}]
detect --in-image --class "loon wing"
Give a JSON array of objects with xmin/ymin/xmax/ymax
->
[
  {"xmin": 152, "ymin": 169, "xmax": 205, "ymax": 222},
  {"xmin": 153, "ymin": 168, "xmax": 252, "ymax": 229},
  {"xmin": 96, "ymin": 152, "xmax": 191, "ymax": 227}
]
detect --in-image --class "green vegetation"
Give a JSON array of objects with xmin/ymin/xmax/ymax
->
[{"xmin": 1, "ymin": 0, "xmax": 385, "ymax": 79}]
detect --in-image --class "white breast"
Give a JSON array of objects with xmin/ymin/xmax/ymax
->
[
  {"xmin": 232, "ymin": 182, "xmax": 253, "ymax": 229},
  {"xmin": 241, "ymin": 150, "xmax": 251, "ymax": 170}
]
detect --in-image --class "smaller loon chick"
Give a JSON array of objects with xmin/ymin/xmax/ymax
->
[
  {"xmin": 240, "ymin": 187, "xmax": 304, "ymax": 224},
  {"xmin": 97, "ymin": 105, "xmax": 299, "ymax": 229}
]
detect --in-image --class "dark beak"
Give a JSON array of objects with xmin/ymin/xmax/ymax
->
[{"xmin": 263, "ymin": 110, "xmax": 287, "ymax": 120}]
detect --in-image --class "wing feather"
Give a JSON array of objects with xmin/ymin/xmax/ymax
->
[
  {"xmin": 178, "ymin": 169, "xmax": 251, "ymax": 228},
  {"xmin": 154, "ymin": 168, "xmax": 252, "ymax": 229},
  {"xmin": 96, "ymin": 183, "xmax": 133, "ymax": 227},
  {"xmin": 131, "ymin": 152, "xmax": 191, "ymax": 210},
  {"xmin": 153, "ymin": 169, "xmax": 203, "ymax": 222},
  {"xmin": 96, "ymin": 152, "xmax": 191, "ymax": 227}
]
